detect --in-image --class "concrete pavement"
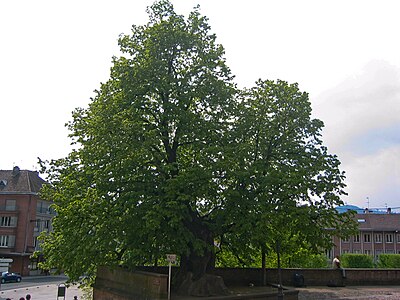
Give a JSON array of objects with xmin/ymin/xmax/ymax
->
[
  {"xmin": 297, "ymin": 285, "xmax": 400, "ymax": 300},
  {"xmin": 4, "ymin": 279, "xmax": 400, "ymax": 300},
  {"xmin": 0, "ymin": 280, "xmax": 85, "ymax": 300}
]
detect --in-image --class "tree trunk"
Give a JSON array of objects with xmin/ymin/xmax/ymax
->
[
  {"xmin": 176, "ymin": 217, "xmax": 229, "ymax": 297},
  {"xmin": 261, "ymin": 249, "xmax": 266, "ymax": 286}
]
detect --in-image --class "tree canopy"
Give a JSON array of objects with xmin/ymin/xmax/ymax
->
[{"xmin": 38, "ymin": 0, "xmax": 355, "ymax": 293}]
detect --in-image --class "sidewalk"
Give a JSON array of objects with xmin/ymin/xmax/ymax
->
[{"xmin": 0, "ymin": 283, "xmax": 84, "ymax": 300}]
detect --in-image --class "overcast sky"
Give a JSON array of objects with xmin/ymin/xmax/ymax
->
[{"xmin": 1, "ymin": 0, "xmax": 399, "ymax": 209}]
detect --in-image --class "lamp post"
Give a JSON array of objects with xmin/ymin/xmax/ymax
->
[{"xmin": 277, "ymin": 239, "xmax": 284, "ymax": 300}]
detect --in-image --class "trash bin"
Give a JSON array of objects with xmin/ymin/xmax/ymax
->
[{"xmin": 293, "ymin": 273, "xmax": 304, "ymax": 287}]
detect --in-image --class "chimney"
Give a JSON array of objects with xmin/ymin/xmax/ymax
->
[{"xmin": 12, "ymin": 166, "xmax": 20, "ymax": 177}]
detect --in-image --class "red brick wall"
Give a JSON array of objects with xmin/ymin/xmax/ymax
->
[
  {"xmin": 93, "ymin": 267, "xmax": 300, "ymax": 300},
  {"xmin": 139, "ymin": 266, "xmax": 400, "ymax": 287},
  {"xmin": 94, "ymin": 266, "xmax": 168, "ymax": 300},
  {"xmin": 214, "ymin": 268, "xmax": 400, "ymax": 287},
  {"xmin": 0, "ymin": 194, "xmax": 38, "ymax": 275}
]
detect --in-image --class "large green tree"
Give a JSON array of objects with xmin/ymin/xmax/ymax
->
[
  {"xmin": 39, "ymin": 0, "xmax": 354, "ymax": 296},
  {"xmin": 234, "ymin": 79, "xmax": 356, "ymax": 251},
  {"xmin": 215, "ymin": 79, "xmax": 355, "ymax": 284}
]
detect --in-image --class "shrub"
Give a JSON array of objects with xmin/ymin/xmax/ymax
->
[
  {"xmin": 288, "ymin": 252, "xmax": 329, "ymax": 268},
  {"xmin": 377, "ymin": 254, "xmax": 400, "ymax": 268},
  {"xmin": 341, "ymin": 254, "xmax": 373, "ymax": 268}
]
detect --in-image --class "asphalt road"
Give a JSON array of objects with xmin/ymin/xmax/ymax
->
[{"xmin": 0, "ymin": 275, "xmax": 68, "ymax": 291}]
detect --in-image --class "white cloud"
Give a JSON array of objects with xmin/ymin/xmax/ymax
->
[
  {"xmin": 314, "ymin": 60, "xmax": 400, "ymax": 154},
  {"xmin": 312, "ymin": 60, "xmax": 400, "ymax": 207},
  {"xmin": 342, "ymin": 145, "xmax": 400, "ymax": 208}
]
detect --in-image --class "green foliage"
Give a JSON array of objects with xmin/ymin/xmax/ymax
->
[
  {"xmin": 39, "ymin": 0, "xmax": 235, "ymax": 281},
  {"xmin": 224, "ymin": 79, "xmax": 357, "ymax": 264},
  {"xmin": 341, "ymin": 254, "xmax": 374, "ymax": 268},
  {"xmin": 286, "ymin": 249, "xmax": 329, "ymax": 268},
  {"xmin": 377, "ymin": 254, "xmax": 400, "ymax": 268},
  {"xmin": 215, "ymin": 247, "xmax": 328, "ymax": 269},
  {"xmin": 38, "ymin": 0, "xmax": 356, "ymax": 283},
  {"xmin": 215, "ymin": 245, "xmax": 261, "ymax": 268}
]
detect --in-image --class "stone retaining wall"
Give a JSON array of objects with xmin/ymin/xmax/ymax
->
[
  {"xmin": 139, "ymin": 266, "xmax": 400, "ymax": 287},
  {"xmin": 93, "ymin": 266, "xmax": 400, "ymax": 300},
  {"xmin": 214, "ymin": 268, "xmax": 400, "ymax": 287},
  {"xmin": 93, "ymin": 266, "xmax": 168, "ymax": 300}
]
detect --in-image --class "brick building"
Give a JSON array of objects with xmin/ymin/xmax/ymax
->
[
  {"xmin": 330, "ymin": 205, "xmax": 400, "ymax": 261},
  {"xmin": 0, "ymin": 166, "xmax": 54, "ymax": 276}
]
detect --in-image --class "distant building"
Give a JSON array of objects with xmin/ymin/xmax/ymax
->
[
  {"xmin": 330, "ymin": 205, "xmax": 400, "ymax": 261},
  {"xmin": 0, "ymin": 166, "xmax": 54, "ymax": 275}
]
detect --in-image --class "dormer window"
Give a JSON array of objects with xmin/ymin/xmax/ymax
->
[{"xmin": 0, "ymin": 180, "xmax": 7, "ymax": 188}]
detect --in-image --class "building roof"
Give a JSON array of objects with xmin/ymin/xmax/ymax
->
[
  {"xmin": 356, "ymin": 213, "xmax": 400, "ymax": 231},
  {"xmin": 0, "ymin": 166, "xmax": 46, "ymax": 195},
  {"xmin": 337, "ymin": 204, "xmax": 399, "ymax": 214}
]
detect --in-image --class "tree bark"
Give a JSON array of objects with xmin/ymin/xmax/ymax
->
[
  {"xmin": 176, "ymin": 217, "xmax": 229, "ymax": 296},
  {"xmin": 261, "ymin": 249, "xmax": 266, "ymax": 286}
]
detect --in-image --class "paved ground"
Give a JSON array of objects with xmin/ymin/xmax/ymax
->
[
  {"xmin": 0, "ymin": 282, "xmax": 85, "ymax": 300},
  {"xmin": 3, "ymin": 280, "xmax": 400, "ymax": 299},
  {"xmin": 173, "ymin": 286, "xmax": 400, "ymax": 300},
  {"xmin": 172, "ymin": 285, "xmax": 400, "ymax": 300},
  {"xmin": 297, "ymin": 286, "xmax": 400, "ymax": 300}
]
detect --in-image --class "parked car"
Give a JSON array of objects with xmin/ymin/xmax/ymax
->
[{"xmin": 1, "ymin": 272, "xmax": 22, "ymax": 283}]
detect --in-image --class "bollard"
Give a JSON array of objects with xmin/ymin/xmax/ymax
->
[{"xmin": 57, "ymin": 283, "xmax": 66, "ymax": 300}]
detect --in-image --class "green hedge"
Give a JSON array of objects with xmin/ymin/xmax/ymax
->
[
  {"xmin": 341, "ymin": 254, "xmax": 374, "ymax": 268},
  {"xmin": 377, "ymin": 254, "xmax": 400, "ymax": 268}
]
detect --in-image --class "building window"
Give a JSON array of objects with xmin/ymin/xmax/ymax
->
[
  {"xmin": 342, "ymin": 250, "xmax": 350, "ymax": 254},
  {"xmin": 364, "ymin": 250, "xmax": 371, "ymax": 255},
  {"xmin": 342, "ymin": 236, "xmax": 350, "ymax": 243},
  {"xmin": 0, "ymin": 216, "xmax": 17, "ymax": 227},
  {"xmin": 0, "ymin": 235, "xmax": 15, "ymax": 248},
  {"xmin": 353, "ymin": 249, "xmax": 361, "ymax": 254},
  {"xmin": 397, "ymin": 234, "xmax": 400, "ymax": 243},
  {"xmin": 342, "ymin": 236, "xmax": 349, "ymax": 243},
  {"xmin": 34, "ymin": 219, "xmax": 42, "ymax": 232},
  {"xmin": 354, "ymin": 234, "xmax": 360, "ymax": 243},
  {"xmin": 34, "ymin": 236, "xmax": 43, "ymax": 251},
  {"xmin": 326, "ymin": 249, "xmax": 333, "ymax": 260},
  {"xmin": 364, "ymin": 233, "xmax": 371, "ymax": 243},
  {"xmin": 386, "ymin": 250, "xmax": 394, "ymax": 254},
  {"xmin": 34, "ymin": 219, "xmax": 50, "ymax": 232},
  {"xmin": 375, "ymin": 233, "xmax": 382, "ymax": 243},
  {"xmin": 5, "ymin": 200, "xmax": 16, "ymax": 211},
  {"xmin": 30, "ymin": 258, "xmax": 38, "ymax": 271},
  {"xmin": 386, "ymin": 234, "xmax": 393, "ymax": 243},
  {"xmin": 36, "ymin": 201, "xmax": 50, "ymax": 214},
  {"xmin": 44, "ymin": 220, "xmax": 50, "ymax": 229}
]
